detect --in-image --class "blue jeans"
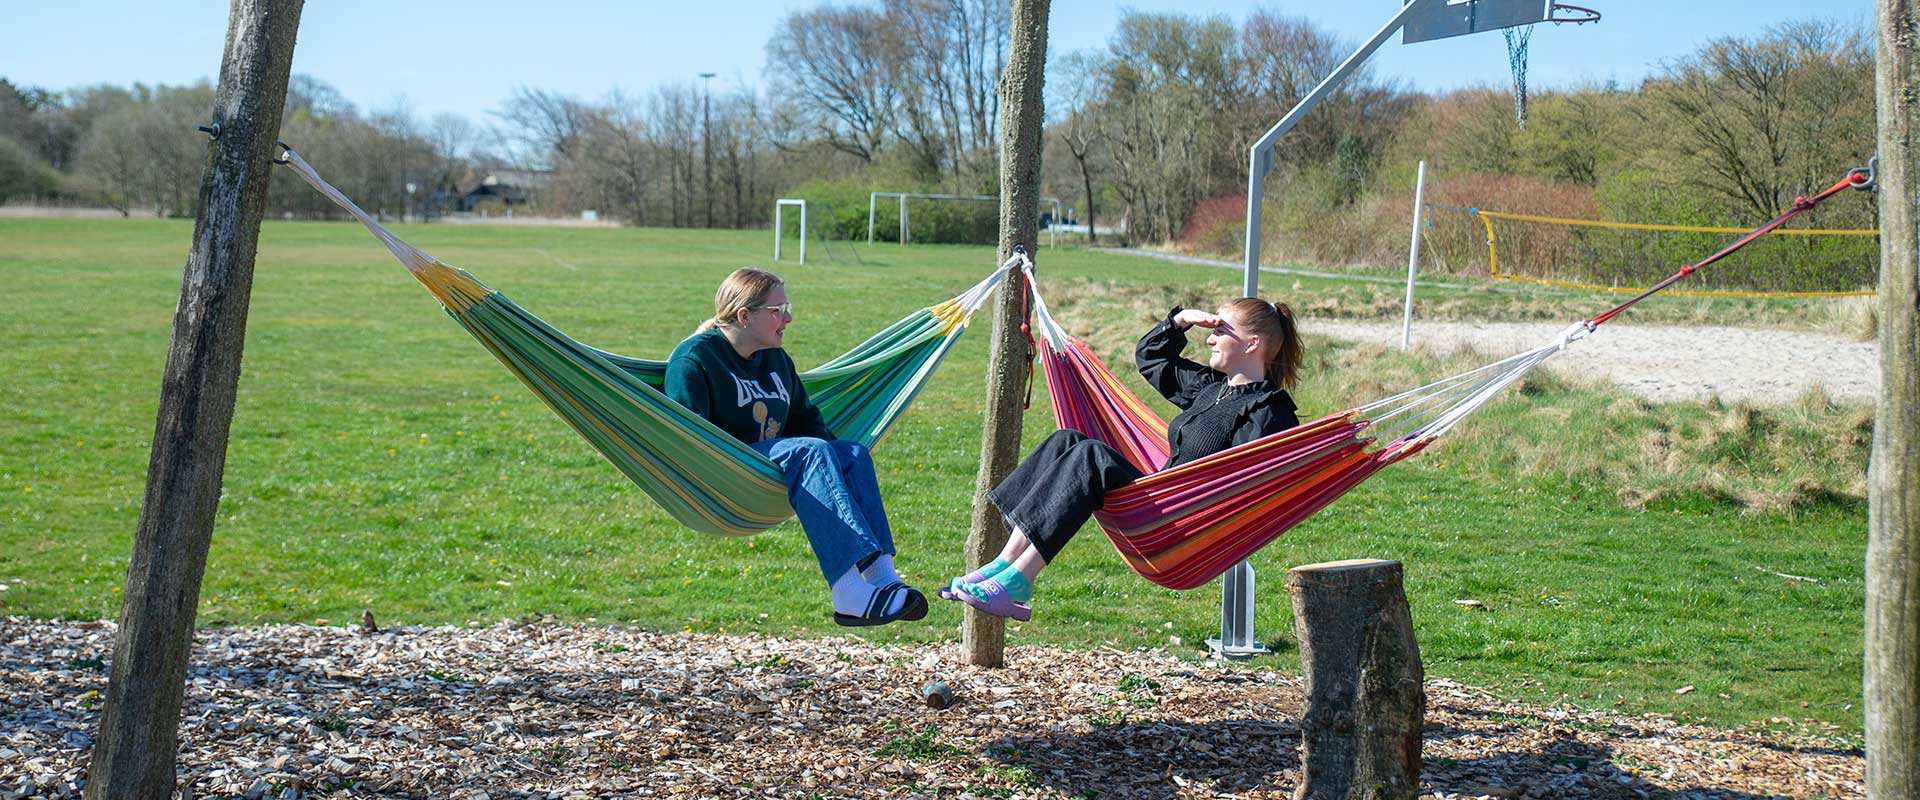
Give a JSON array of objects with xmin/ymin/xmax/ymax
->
[{"xmin": 752, "ymin": 437, "xmax": 895, "ymax": 583}]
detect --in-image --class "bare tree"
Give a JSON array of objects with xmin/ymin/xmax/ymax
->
[
  {"xmin": 1094, "ymin": 11, "xmax": 1238, "ymax": 242},
  {"xmin": 963, "ymin": 0, "xmax": 1047, "ymax": 669},
  {"xmin": 284, "ymin": 73, "xmax": 356, "ymax": 121},
  {"xmin": 1644, "ymin": 20, "xmax": 1874, "ymax": 221},
  {"xmin": 712, "ymin": 88, "xmax": 772, "ymax": 227},
  {"xmin": 74, "ymin": 105, "xmax": 144, "ymax": 216},
  {"xmin": 424, "ymin": 112, "xmax": 476, "ymax": 218},
  {"xmin": 649, "ymin": 84, "xmax": 702, "ymax": 227},
  {"xmin": 1517, "ymin": 84, "xmax": 1629, "ymax": 186},
  {"xmin": 567, "ymin": 90, "xmax": 655, "ymax": 225},
  {"xmin": 491, "ymin": 85, "xmax": 592, "ymax": 167},
  {"xmin": 1048, "ymin": 51, "xmax": 1104, "ymax": 242},
  {"xmin": 84, "ymin": 2, "xmax": 304, "ymax": 796},
  {"xmin": 765, "ymin": 4, "xmax": 902, "ymax": 162},
  {"xmin": 894, "ymin": 0, "xmax": 1010, "ymax": 183}
]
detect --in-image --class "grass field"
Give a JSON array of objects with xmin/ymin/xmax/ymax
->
[{"xmin": 0, "ymin": 217, "xmax": 1869, "ymax": 744}]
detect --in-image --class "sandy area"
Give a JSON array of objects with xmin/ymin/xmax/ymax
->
[
  {"xmin": 1312, "ymin": 318, "xmax": 1880, "ymax": 406},
  {"xmin": 1094, "ymin": 248, "xmax": 1882, "ymax": 407}
]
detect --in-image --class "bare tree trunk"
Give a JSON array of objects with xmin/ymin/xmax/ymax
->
[
  {"xmin": 961, "ymin": 0, "xmax": 1047, "ymax": 668},
  {"xmin": 1868, "ymin": 2, "xmax": 1920, "ymax": 796},
  {"xmin": 1072, "ymin": 147, "xmax": 1096, "ymax": 245},
  {"xmin": 1288, "ymin": 559, "xmax": 1424, "ymax": 800},
  {"xmin": 83, "ymin": 2, "xmax": 304, "ymax": 798}
]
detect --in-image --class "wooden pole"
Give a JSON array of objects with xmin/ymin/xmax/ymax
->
[
  {"xmin": 84, "ymin": 2, "xmax": 304, "ymax": 797},
  {"xmin": 1868, "ymin": 1, "xmax": 1920, "ymax": 795},
  {"xmin": 961, "ymin": 0, "xmax": 1049, "ymax": 668},
  {"xmin": 1287, "ymin": 559, "xmax": 1424, "ymax": 800}
]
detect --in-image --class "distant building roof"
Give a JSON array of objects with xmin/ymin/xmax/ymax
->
[{"xmin": 458, "ymin": 169, "xmax": 552, "ymax": 210}]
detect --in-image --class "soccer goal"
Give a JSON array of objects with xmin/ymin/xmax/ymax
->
[
  {"xmin": 773, "ymin": 198, "xmax": 862, "ymax": 266},
  {"xmin": 773, "ymin": 199, "xmax": 808, "ymax": 264},
  {"xmin": 867, "ymin": 192, "xmax": 1063, "ymax": 248}
]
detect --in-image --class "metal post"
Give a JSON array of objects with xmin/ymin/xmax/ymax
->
[
  {"xmin": 899, "ymin": 195, "xmax": 908, "ymax": 247},
  {"xmin": 775, "ymin": 198, "xmax": 807, "ymax": 263},
  {"xmin": 868, "ymin": 192, "xmax": 877, "ymax": 244},
  {"xmin": 1401, "ymin": 160, "xmax": 1428, "ymax": 351},
  {"xmin": 1243, "ymin": 0, "xmax": 1435, "ymax": 296},
  {"xmin": 1206, "ymin": 561, "xmax": 1269, "ymax": 658},
  {"xmin": 1217, "ymin": 0, "xmax": 1439, "ymax": 661},
  {"xmin": 699, "ymin": 72, "xmax": 715, "ymax": 229}
]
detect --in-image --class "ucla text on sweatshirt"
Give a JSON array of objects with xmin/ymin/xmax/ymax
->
[{"xmin": 664, "ymin": 329, "xmax": 833, "ymax": 444}]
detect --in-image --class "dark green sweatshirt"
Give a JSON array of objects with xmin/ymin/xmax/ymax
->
[{"xmin": 664, "ymin": 329, "xmax": 833, "ymax": 444}]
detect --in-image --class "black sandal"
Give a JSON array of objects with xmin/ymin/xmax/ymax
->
[
  {"xmin": 885, "ymin": 582, "xmax": 929, "ymax": 621},
  {"xmin": 833, "ymin": 583, "xmax": 912, "ymax": 627}
]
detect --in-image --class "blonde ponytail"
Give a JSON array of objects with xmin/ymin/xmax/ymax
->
[{"xmin": 696, "ymin": 268, "xmax": 784, "ymax": 336}]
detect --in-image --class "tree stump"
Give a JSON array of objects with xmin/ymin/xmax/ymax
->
[{"xmin": 1287, "ymin": 559, "xmax": 1424, "ymax": 800}]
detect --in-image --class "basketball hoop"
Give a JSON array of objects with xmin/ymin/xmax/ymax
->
[
  {"xmin": 1549, "ymin": 3, "xmax": 1602, "ymax": 24},
  {"xmin": 1505, "ymin": 3, "xmax": 1602, "ymax": 129}
]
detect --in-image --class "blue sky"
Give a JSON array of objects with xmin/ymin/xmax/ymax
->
[{"xmin": 4, "ymin": 1, "xmax": 1874, "ymax": 122}]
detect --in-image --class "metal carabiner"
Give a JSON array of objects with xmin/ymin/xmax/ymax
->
[{"xmin": 272, "ymin": 140, "xmax": 293, "ymax": 166}]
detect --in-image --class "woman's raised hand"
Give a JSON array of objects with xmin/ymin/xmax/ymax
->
[{"xmin": 1172, "ymin": 309, "xmax": 1225, "ymax": 330}]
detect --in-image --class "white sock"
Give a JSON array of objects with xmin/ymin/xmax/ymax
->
[
  {"xmin": 862, "ymin": 554, "xmax": 901, "ymax": 586},
  {"xmin": 831, "ymin": 566, "xmax": 904, "ymax": 618}
]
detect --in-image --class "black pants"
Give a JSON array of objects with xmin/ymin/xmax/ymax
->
[{"xmin": 989, "ymin": 429, "xmax": 1146, "ymax": 563}]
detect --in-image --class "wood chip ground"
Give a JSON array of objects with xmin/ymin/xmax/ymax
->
[{"xmin": 0, "ymin": 619, "xmax": 1862, "ymax": 799}]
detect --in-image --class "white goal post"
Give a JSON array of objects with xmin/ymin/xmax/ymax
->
[
  {"xmin": 773, "ymin": 198, "xmax": 807, "ymax": 264},
  {"xmin": 867, "ymin": 192, "xmax": 1063, "ymax": 248}
]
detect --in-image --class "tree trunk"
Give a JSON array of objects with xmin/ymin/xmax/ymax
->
[
  {"xmin": 1074, "ymin": 148, "xmax": 1096, "ymax": 245},
  {"xmin": 961, "ymin": 0, "xmax": 1048, "ymax": 668},
  {"xmin": 1869, "ymin": 2, "xmax": 1920, "ymax": 796},
  {"xmin": 82, "ymin": 3, "xmax": 304, "ymax": 798},
  {"xmin": 1287, "ymin": 559, "xmax": 1424, "ymax": 800}
]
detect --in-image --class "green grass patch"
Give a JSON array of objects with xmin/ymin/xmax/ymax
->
[
  {"xmin": 0, "ymin": 218, "xmax": 1868, "ymax": 738},
  {"xmin": 875, "ymin": 724, "xmax": 967, "ymax": 760}
]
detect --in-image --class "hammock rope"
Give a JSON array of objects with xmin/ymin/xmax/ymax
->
[
  {"xmin": 1019, "ymin": 165, "xmax": 1872, "ymax": 589},
  {"xmin": 278, "ymin": 148, "xmax": 1020, "ymax": 537}
]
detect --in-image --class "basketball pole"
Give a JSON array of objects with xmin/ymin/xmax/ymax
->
[
  {"xmin": 1216, "ymin": 0, "xmax": 1439, "ymax": 660},
  {"xmin": 1402, "ymin": 160, "xmax": 1427, "ymax": 351},
  {"xmin": 1221, "ymin": 0, "xmax": 1598, "ymax": 659}
]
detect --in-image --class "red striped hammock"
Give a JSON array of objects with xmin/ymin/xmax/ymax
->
[{"xmin": 1022, "ymin": 168, "xmax": 1868, "ymax": 590}]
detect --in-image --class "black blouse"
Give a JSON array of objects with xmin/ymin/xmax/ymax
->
[{"xmin": 1134, "ymin": 307, "xmax": 1300, "ymax": 469}]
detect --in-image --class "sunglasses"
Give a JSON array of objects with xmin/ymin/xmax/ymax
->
[{"xmin": 751, "ymin": 302, "xmax": 792, "ymax": 316}]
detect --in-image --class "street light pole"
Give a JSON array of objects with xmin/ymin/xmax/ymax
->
[{"xmin": 699, "ymin": 72, "xmax": 716, "ymax": 229}]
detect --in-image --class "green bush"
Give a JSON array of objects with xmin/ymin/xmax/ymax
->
[
  {"xmin": 782, "ymin": 177, "xmax": 1000, "ymax": 245},
  {"xmin": 0, "ymin": 136, "xmax": 60, "ymax": 204}
]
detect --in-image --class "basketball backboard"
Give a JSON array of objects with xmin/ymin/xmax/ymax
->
[{"xmin": 1402, "ymin": 0, "xmax": 1551, "ymax": 44}]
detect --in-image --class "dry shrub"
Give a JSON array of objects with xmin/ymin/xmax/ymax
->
[
  {"xmin": 1174, "ymin": 193, "xmax": 1248, "ymax": 256},
  {"xmin": 1606, "ymin": 390, "xmax": 1869, "ymax": 515},
  {"xmin": 1792, "ymin": 295, "xmax": 1880, "ymax": 340},
  {"xmin": 1422, "ymin": 174, "xmax": 1599, "ymax": 280},
  {"xmin": 1636, "ymin": 429, "xmax": 1675, "ymax": 475},
  {"xmin": 1718, "ymin": 403, "xmax": 1759, "ymax": 437}
]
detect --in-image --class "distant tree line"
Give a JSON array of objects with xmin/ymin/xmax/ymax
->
[{"xmin": 0, "ymin": 8, "xmax": 1875, "ymax": 273}]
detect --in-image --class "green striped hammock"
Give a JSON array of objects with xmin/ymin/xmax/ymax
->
[{"xmin": 280, "ymin": 150, "xmax": 1013, "ymax": 537}]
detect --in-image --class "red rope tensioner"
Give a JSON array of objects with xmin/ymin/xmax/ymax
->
[{"xmin": 1588, "ymin": 163, "xmax": 1875, "ymax": 328}]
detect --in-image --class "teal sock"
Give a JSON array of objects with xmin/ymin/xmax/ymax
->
[
  {"xmin": 966, "ymin": 565, "xmax": 1034, "ymax": 604},
  {"xmin": 951, "ymin": 558, "xmax": 1010, "ymax": 593}
]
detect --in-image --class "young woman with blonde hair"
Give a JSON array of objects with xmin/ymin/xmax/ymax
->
[
  {"xmin": 943, "ymin": 298, "xmax": 1304, "ymax": 620},
  {"xmin": 666, "ymin": 268, "xmax": 926, "ymax": 626}
]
